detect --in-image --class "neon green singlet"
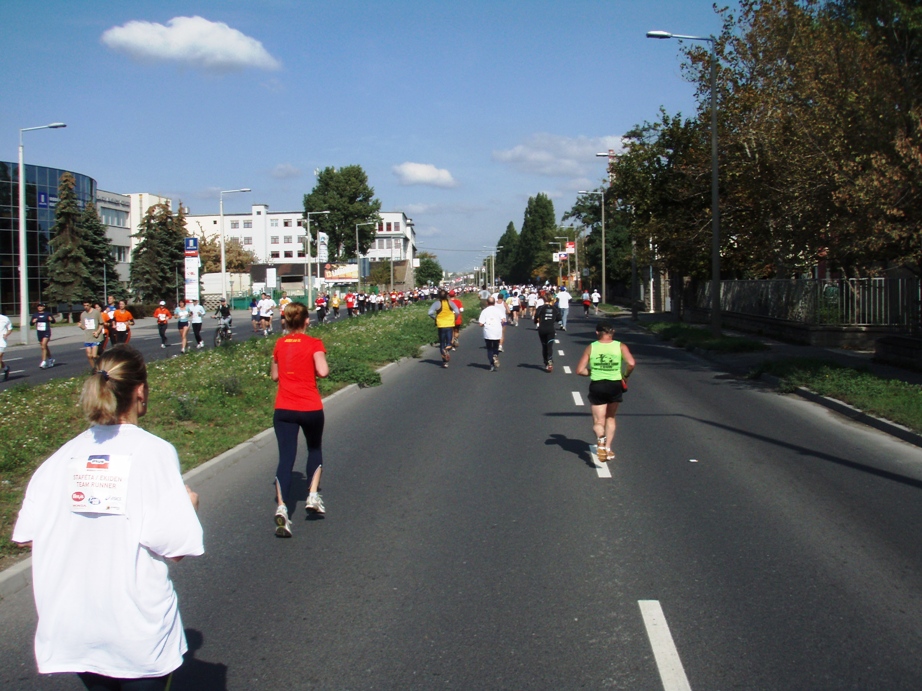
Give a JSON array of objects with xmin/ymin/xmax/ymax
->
[{"xmin": 589, "ymin": 340, "xmax": 623, "ymax": 381}]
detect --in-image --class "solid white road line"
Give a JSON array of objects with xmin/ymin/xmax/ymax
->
[
  {"xmin": 563, "ymin": 365, "xmax": 572, "ymax": 374},
  {"xmin": 591, "ymin": 446, "xmax": 612, "ymax": 478},
  {"xmin": 638, "ymin": 600, "xmax": 693, "ymax": 691},
  {"xmin": 571, "ymin": 391, "xmax": 584, "ymax": 406}
]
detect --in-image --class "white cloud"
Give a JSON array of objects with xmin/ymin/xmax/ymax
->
[
  {"xmin": 393, "ymin": 162, "xmax": 458, "ymax": 188},
  {"xmin": 271, "ymin": 163, "xmax": 301, "ymax": 180},
  {"xmin": 492, "ymin": 133, "xmax": 623, "ymax": 177},
  {"xmin": 101, "ymin": 16, "xmax": 281, "ymax": 73}
]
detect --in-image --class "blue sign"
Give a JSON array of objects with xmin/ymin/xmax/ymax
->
[
  {"xmin": 38, "ymin": 192, "xmax": 48, "ymax": 208},
  {"xmin": 184, "ymin": 238, "xmax": 199, "ymax": 252}
]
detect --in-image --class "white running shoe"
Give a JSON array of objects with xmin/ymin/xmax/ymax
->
[
  {"xmin": 39, "ymin": 361, "xmax": 46, "ymax": 369},
  {"xmin": 305, "ymin": 492, "xmax": 326, "ymax": 515},
  {"xmin": 161, "ymin": 344, "xmax": 166, "ymax": 349},
  {"xmin": 197, "ymin": 342, "xmax": 204, "ymax": 349},
  {"xmin": 498, "ymin": 344, "xmax": 504, "ymax": 352},
  {"xmin": 275, "ymin": 505, "xmax": 292, "ymax": 537}
]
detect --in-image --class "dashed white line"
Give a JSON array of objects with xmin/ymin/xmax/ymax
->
[
  {"xmin": 563, "ymin": 365, "xmax": 572, "ymax": 374},
  {"xmin": 639, "ymin": 600, "xmax": 693, "ymax": 691},
  {"xmin": 558, "ymin": 349, "xmax": 565, "ymax": 356},
  {"xmin": 571, "ymin": 391, "xmax": 584, "ymax": 406}
]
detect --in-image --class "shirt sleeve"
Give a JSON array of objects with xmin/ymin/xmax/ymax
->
[{"xmin": 138, "ymin": 442, "xmax": 204, "ymax": 559}]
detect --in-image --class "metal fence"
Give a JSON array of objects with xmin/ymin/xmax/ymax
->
[{"xmin": 696, "ymin": 278, "xmax": 921, "ymax": 330}]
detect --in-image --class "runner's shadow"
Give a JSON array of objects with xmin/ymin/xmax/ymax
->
[
  {"xmin": 517, "ymin": 363, "xmax": 547, "ymax": 371},
  {"xmin": 545, "ymin": 433, "xmax": 595, "ymax": 468},
  {"xmin": 171, "ymin": 629, "xmax": 228, "ymax": 690},
  {"xmin": 467, "ymin": 362, "xmax": 492, "ymax": 370}
]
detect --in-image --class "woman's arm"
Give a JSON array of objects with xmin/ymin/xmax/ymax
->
[
  {"xmin": 314, "ymin": 351, "xmax": 330, "ymax": 379},
  {"xmin": 621, "ymin": 343, "xmax": 636, "ymax": 378},
  {"xmin": 271, "ymin": 359, "xmax": 280, "ymax": 382},
  {"xmin": 576, "ymin": 345, "xmax": 592, "ymax": 376}
]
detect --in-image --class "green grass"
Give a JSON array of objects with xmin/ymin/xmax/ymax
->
[
  {"xmin": 752, "ymin": 358, "xmax": 922, "ymax": 433},
  {"xmin": 0, "ymin": 296, "xmax": 477, "ymax": 566},
  {"xmin": 648, "ymin": 321, "xmax": 770, "ymax": 354}
]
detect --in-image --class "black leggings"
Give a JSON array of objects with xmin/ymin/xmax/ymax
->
[
  {"xmin": 79, "ymin": 672, "xmax": 172, "ymax": 691},
  {"xmin": 274, "ymin": 408, "xmax": 324, "ymax": 504},
  {"xmin": 539, "ymin": 331, "xmax": 555, "ymax": 365}
]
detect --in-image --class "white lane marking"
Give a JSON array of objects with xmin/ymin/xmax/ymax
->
[
  {"xmin": 591, "ymin": 447, "xmax": 612, "ymax": 478},
  {"xmin": 563, "ymin": 365, "xmax": 572, "ymax": 374},
  {"xmin": 639, "ymin": 600, "xmax": 693, "ymax": 691},
  {"xmin": 571, "ymin": 391, "xmax": 584, "ymax": 406},
  {"xmin": 558, "ymin": 349, "xmax": 565, "ymax": 356}
]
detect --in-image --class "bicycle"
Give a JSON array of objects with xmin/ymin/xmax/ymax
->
[{"xmin": 214, "ymin": 317, "xmax": 233, "ymax": 347}]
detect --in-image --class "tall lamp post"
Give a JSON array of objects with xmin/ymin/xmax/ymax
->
[
  {"xmin": 18, "ymin": 122, "xmax": 66, "ymax": 345},
  {"xmin": 648, "ymin": 29, "xmax": 721, "ymax": 335},
  {"xmin": 304, "ymin": 210, "xmax": 330, "ymax": 305},
  {"xmin": 549, "ymin": 241, "xmax": 563, "ymax": 286},
  {"xmin": 578, "ymin": 188, "xmax": 605, "ymax": 306},
  {"xmin": 219, "ymin": 188, "xmax": 251, "ymax": 302},
  {"xmin": 355, "ymin": 221, "xmax": 376, "ymax": 292}
]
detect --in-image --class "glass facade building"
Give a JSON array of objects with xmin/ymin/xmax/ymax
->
[{"xmin": 0, "ymin": 161, "xmax": 96, "ymax": 318}]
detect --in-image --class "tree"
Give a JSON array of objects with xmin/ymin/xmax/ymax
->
[
  {"xmin": 45, "ymin": 172, "xmax": 92, "ymax": 306},
  {"xmin": 79, "ymin": 202, "xmax": 120, "ymax": 300},
  {"xmin": 130, "ymin": 202, "xmax": 187, "ymax": 303},
  {"xmin": 516, "ymin": 193, "xmax": 557, "ymax": 282},
  {"xmin": 303, "ymin": 165, "xmax": 382, "ymax": 261},
  {"xmin": 495, "ymin": 222, "xmax": 519, "ymax": 282},
  {"xmin": 415, "ymin": 251, "xmax": 444, "ymax": 286},
  {"xmin": 198, "ymin": 233, "xmax": 258, "ymax": 273}
]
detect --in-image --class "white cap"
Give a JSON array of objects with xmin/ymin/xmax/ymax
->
[{"xmin": 159, "ymin": 301, "xmax": 166, "ymax": 305}]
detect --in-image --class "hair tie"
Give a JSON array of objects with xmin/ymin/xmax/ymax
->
[{"xmin": 98, "ymin": 369, "xmax": 109, "ymax": 381}]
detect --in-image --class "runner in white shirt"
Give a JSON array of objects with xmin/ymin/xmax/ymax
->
[
  {"xmin": 257, "ymin": 293, "xmax": 277, "ymax": 335},
  {"xmin": 13, "ymin": 346, "xmax": 203, "ymax": 690},
  {"xmin": 556, "ymin": 287, "xmax": 571, "ymax": 331},
  {"xmin": 0, "ymin": 311, "xmax": 12, "ymax": 381}
]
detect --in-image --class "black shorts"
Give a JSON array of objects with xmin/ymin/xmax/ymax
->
[{"xmin": 588, "ymin": 379, "xmax": 624, "ymax": 406}]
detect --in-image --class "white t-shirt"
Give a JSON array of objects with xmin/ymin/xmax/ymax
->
[
  {"xmin": 13, "ymin": 424, "xmax": 204, "ymax": 677},
  {"xmin": 557, "ymin": 291, "xmax": 570, "ymax": 309},
  {"xmin": 189, "ymin": 304, "xmax": 206, "ymax": 324},
  {"xmin": 257, "ymin": 299, "xmax": 276, "ymax": 318},
  {"xmin": 478, "ymin": 304, "xmax": 506, "ymax": 340},
  {"xmin": 0, "ymin": 313, "xmax": 11, "ymax": 347},
  {"xmin": 591, "ymin": 291, "xmax": 601, "ymax": 304},
  {"xmin": 527, "ymin": 294, "xmax": 537, "ymax": 307}
]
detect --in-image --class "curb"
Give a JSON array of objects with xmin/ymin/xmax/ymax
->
[{"xmin": 0, "ymin": 353, "xmax": 412, "ymax": 602}]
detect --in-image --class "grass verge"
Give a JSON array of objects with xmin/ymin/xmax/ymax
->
[
  {"xmin": 647, "ymin": 321, "xmax": 770, "ymax": 354},
  {"xmin": 752, "ymin": 358, "xmax": 922, "ymax": 433},
  {"xmin": 0, "ymin": 295, "xmax": 478, "ymax": 567}
]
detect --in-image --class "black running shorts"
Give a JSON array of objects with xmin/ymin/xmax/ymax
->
[{"xmin": 588, "ymin": 379, "xmax": 624, "ymax": 405}]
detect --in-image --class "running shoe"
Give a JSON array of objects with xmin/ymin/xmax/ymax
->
[
  {"xmin": 48, "ymin": 359, "xmax": 55, "ymax": 367},
  {"xmin": 489, "ymin": 365, "xmax": 496, "ymax": 372},
  {"xmin": 161, "ymin": 344, "xmax": 166, "ymax": 349},
  {"xmin": 498, "ymin": 345, "xmax": 504, "ymax": 352},
  {"xmin": 275, "ymin": 505, "xmax": 292, "ymax": 537},
  {"xmin": 305, "ymin": 492, "xmax": 326, "ymax": 515},
  {"xmin": 547, "ymin": 360, "xmax": 553, "ymax": 373},
  {"xmin": 39, "ymin": 360, "xmax": 46, "ymax": 369},
  {"xmin": 442, "ymin": 362, "xmax": 449, "ymax": 368},
  {"xmin": 197, "ymin": 342, "xmax": 204, "ymax": 349},
  {"xmin": 492, "ymin": 355, "xmax": 500, "ymax": 369},
  {"xmin": 3, "ymin": 365, "xmax": 9, "ymax": 381}
]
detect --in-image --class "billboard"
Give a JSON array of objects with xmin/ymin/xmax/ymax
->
[{"xmin": 322, "ymin": 263, "xmax": 359, "ymax": 283}]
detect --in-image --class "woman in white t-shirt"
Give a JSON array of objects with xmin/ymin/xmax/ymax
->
[{"xmin": 13, "ymin": 346, "xmax": 204, "ymax": 691}]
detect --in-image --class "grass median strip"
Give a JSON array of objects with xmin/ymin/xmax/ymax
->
[
  {"xmin": 647, "ymin": 321, "xmax": 770, "ymax": 354},
  {"xmin": 752, "ymin": 358, "xmax": 922, "ymax": 434},
  {"xmin": 0, "ymin": 296, "xmax": 479, "ymax": 566}
]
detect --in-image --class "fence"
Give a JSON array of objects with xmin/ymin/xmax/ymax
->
[{"xmin": 697, "ymin": 278, "xmax": 921, "ymax": 331}]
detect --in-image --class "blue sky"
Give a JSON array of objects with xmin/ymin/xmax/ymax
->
[{"xmin": 1, "ymin": 0, "xmax": 730, "ymax": 272}]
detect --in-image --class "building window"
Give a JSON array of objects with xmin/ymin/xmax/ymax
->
[
  {"xmin": 394, "ymin": 222, "xmax": 400, "ymax": 233},
  {"xmin": 297, "ymin": 250, "xmax": 305, "ymax": 258},
  {"xmin": 113, "ymin": 246, "xmax": 129, "ymax": 262},
  {"xmin": 283, "ymin": 235, "xmax": 292, "ymax": 244},
  {"xmin": 243, "ymin": 220, "xmax": 253, "ymax": 229},
  {"xmin": 230, "ymin": 221, "xmax": 239, "ymax": 229},
  {"xmin": 270, "ymin": 251, "xmax": 280, "ymax": 259},
  {"xmin": 297, "ymin": 219, "xmax": 304, "ymax": 226},
  {"xmin": 271, "ymin": 236, "xmax": 279, "ymax": 244},
  {"xmin": 243, "ymin": 236, "xmax": 252, "ymax": 245},
  {"xmin": 256, "ymin": 210, "xmax": 262, "ymax": 215},
  {"xmin": 386, "ymin": 222, "xmax": 392, "ymax": 232},
  {"xmin": 270, "ymin": 219, "xmax": 279, "ymax": 227},
  {"xmin": 284, "ymin": 250, "xmax": 293, "ymax": 258},
  {"xmin": 284, "ymin": 219, "xmax": 292, "ymax": 227},
  {"xmin": 378, "ymin": 222, "xmax": 384, "ymax": 232}
]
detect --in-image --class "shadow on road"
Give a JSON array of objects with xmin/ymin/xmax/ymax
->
[
  {"xmin": 172, "ymin": 629, "xmax": 228, "ymax": 690},
  {"xmin": 544, "ymin": 433, "xmax": 595, "ymax": 469}
]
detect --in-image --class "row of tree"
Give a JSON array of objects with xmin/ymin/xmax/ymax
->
[{"xmin": 556, "ymin": 0, "xmax": 922, "ymax": 291}]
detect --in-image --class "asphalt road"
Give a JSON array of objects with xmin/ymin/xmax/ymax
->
[{"xmin": 3, "ymin": 311, "xmax": 922, "ymax": 689}]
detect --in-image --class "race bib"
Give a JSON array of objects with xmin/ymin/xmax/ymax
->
[
  {"xmin": 37, "ymin": 322, "xmax": 47, "ymax": 331},
  {"xmin": 69, "ymin": 454, "xmax": 132, "ymax": 515},
  {"xmin": 158, "ymin": 314, "xmax": 168, "ymax": 322},
  {"xmin": 84, "ymin": 318, "xmax": 96, "ymax": 329},
  {"xmin": 116, "ymin": 322, "xmax": 127, "ymax": 332}
]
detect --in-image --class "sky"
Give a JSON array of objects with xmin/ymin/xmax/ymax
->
[{"xmin": 1, "ymin": 0, "xmax": 732, "ymax": 272}]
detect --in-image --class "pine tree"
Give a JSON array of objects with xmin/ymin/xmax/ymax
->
[
  {"xmin": 495, "ymin": 222, "xmax": 520, "ymax": 283},
  {"xmin": 516, "ymin": 193, "xmax": 557, "ymax": 282},
  {"xmin": 80, "ymin": 202, "xmax": 119, "ymax": 301},
  {"xmin": 130, "ymin": 202, "xmax": 187, "ymax": 302},
  {"xmin": 45, "ymin": 172, "xmax": 92, "ymax": 306}
]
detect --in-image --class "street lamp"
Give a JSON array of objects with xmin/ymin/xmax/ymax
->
[
  {"xmin": 18, "ymin": 122, "xmax": 66, "ymax": 345},
  {"xmin": 549, "ymin": 241, "xmax": 563, "ymax": 286},
  {"xmin": 304, "ymin": 210, "xmax": 330, "ymax": 305},
  {"xmin": 219, "ymin": 188, "xmax": 251, "ymax": 301},
  {"xmin": 355, "ymin": 221, "xmax": 376, "ymax": 292},
  {"xmin": 648, "ymin": 29, "xmax": 721, "ymax": 335},
  {"xmin": 483, "ymin": 245, "xmax": 503, "ymax": 287},
  {"xmin": 578, "ymin": 188, "xmax": 605, "ymax": 306}
]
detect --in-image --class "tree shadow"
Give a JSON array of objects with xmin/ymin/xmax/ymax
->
[
  {"xmin": 545, "ymin": 433, "xmax": 596, "ymax": 469},
  {"xmin": 171, "ymin": 629, "xmax": 228, "ymax": 690}
]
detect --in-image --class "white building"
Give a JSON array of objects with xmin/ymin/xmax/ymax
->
[
  {"xmin": 97, "ymin": 191, "xmax": 172, "ymax": 287},
  {"xmin": 184, "ymin": 206, "xmax": 417, "ymax": 269}
]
